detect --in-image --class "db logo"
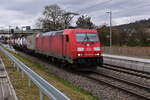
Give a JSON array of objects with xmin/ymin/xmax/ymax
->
[{"xmin": 87, "ymin": 48, "xmax": 91, "ymax": 51}]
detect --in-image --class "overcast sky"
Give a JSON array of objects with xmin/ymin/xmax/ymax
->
[{"xmin": 0, "ymin": 0, "xmax": 150, "ymax": 29}]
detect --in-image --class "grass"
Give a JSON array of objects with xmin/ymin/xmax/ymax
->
[
  {"xmin": 0, "ymin": 51, "xmax": 46, "ymax": 100},
  {"xmin": 0, "ymin": 48, "xmax": 97, "ymax": 100}
]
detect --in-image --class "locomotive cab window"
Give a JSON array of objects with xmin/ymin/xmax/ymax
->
[
  {"xmin": 66, "ymin": 35, "xmax": 69, "ymax": 42},
  {"xmin": 76, "ymin": 33, "xmax": 99, "ymax": 42}
]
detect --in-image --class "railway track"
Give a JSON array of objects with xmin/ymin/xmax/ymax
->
[
  {"xmin": 101, "ymin": 64, "xmax": 150, "ymax": 79},
  {"xmin": 83, "ymin": 68, "xmax": 150, "ymax": 100},
  {"xmin": 11, "ymin": 50, "xmax": 150, "ymax": 100}
]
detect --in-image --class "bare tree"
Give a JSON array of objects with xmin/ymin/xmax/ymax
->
[
  {"xmin": 37, "ymin": 4, "xmax": 73, "ymax": 31},
  {"xmin": 76, "ymin": 15, "xmax": 94, "ymax": 29}
]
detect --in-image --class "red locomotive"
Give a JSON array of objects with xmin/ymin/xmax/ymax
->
[{"xmin": 11, "ymin": 29, "xmax": 103, "ymax": 70}]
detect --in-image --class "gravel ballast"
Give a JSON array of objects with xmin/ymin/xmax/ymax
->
[{"xmin": 17, "ymin": 51, "xmax": 145, "ymax": 100}]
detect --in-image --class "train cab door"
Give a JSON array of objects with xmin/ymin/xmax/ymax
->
[{"xmin": 63, "ymin": 34, "xmax": 70, "ymax": 59}]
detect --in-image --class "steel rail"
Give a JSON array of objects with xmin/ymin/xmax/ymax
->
[
  {"xmin": 100, "ymin": 64, "xmax": 150, "ymax": 79},
  {"xmin": 83, "ymin": 72, "xmax": 150, "ymax": 100},
  {"xmin": 94, "ymin": 70, "xmax": 150, "ymax": 90}
]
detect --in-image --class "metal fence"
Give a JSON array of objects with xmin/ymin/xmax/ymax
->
[
  {"xmin": 0, "ymin": 46, "xmax": 70, "ymax": 100},
  {"xmin": 102, "ymin": 47, "xmax": 150, "ymax": 58}
]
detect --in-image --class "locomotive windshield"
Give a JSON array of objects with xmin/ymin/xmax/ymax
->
[{"xmin": 76, "ymin": 33, "xmax": 99, "ymax": 42}]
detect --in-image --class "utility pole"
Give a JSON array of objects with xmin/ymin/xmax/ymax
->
[
  {"xmin": 106, "ymin": 11, "xmax": 112, "ymax": 47},
  {"xmin": 9, "ymin": 25, "xmax": 11, "ymax": 34},
  {"xmin": 8, "ymin": 25, "xmax": 13, "ymax": 37}
]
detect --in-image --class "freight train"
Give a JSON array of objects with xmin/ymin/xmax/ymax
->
[{"xmin": 9, "ymin": 29, "xmax": 103, "ymax": 70}]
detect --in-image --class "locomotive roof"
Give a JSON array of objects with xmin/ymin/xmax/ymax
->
[
  {"xmin": 40, "ymin": 29, "xmax": 97, "ymax": 36},
  {"xmin": 41, "ymin": 30, "xmax": 64, "ymax": 36}
]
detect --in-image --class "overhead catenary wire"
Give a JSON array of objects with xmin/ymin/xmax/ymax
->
[
  {"xmin": 75, "ymin": 0, "xmax": 112, "ymax": 13},
  {"xmin": 68, "ymin": 0, "xmax": 150, "ymax": 26},
  {"xmin": 74, "ymin": 0, "xmax": 150, "ymax": 16}
]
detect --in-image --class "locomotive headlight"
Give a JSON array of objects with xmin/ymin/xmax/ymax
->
[
  {"xmin": 93, "ymin": 47, "xmax": 101, "ymax": 51},
  {"xmin": 77, "ymin": 47, "xmax": 84, "ymax": 51},
  {"xmin": 95, "ymin": 53, "xmax": 100, "ymax": 56},
  {"xmin": 77, "ymin": 53, "xmax": 83, "ymax": 56}
]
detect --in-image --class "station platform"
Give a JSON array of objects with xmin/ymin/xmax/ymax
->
[{"xmin": 0, "ymin": 58, "xmax": 18, "ymax": 100}]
